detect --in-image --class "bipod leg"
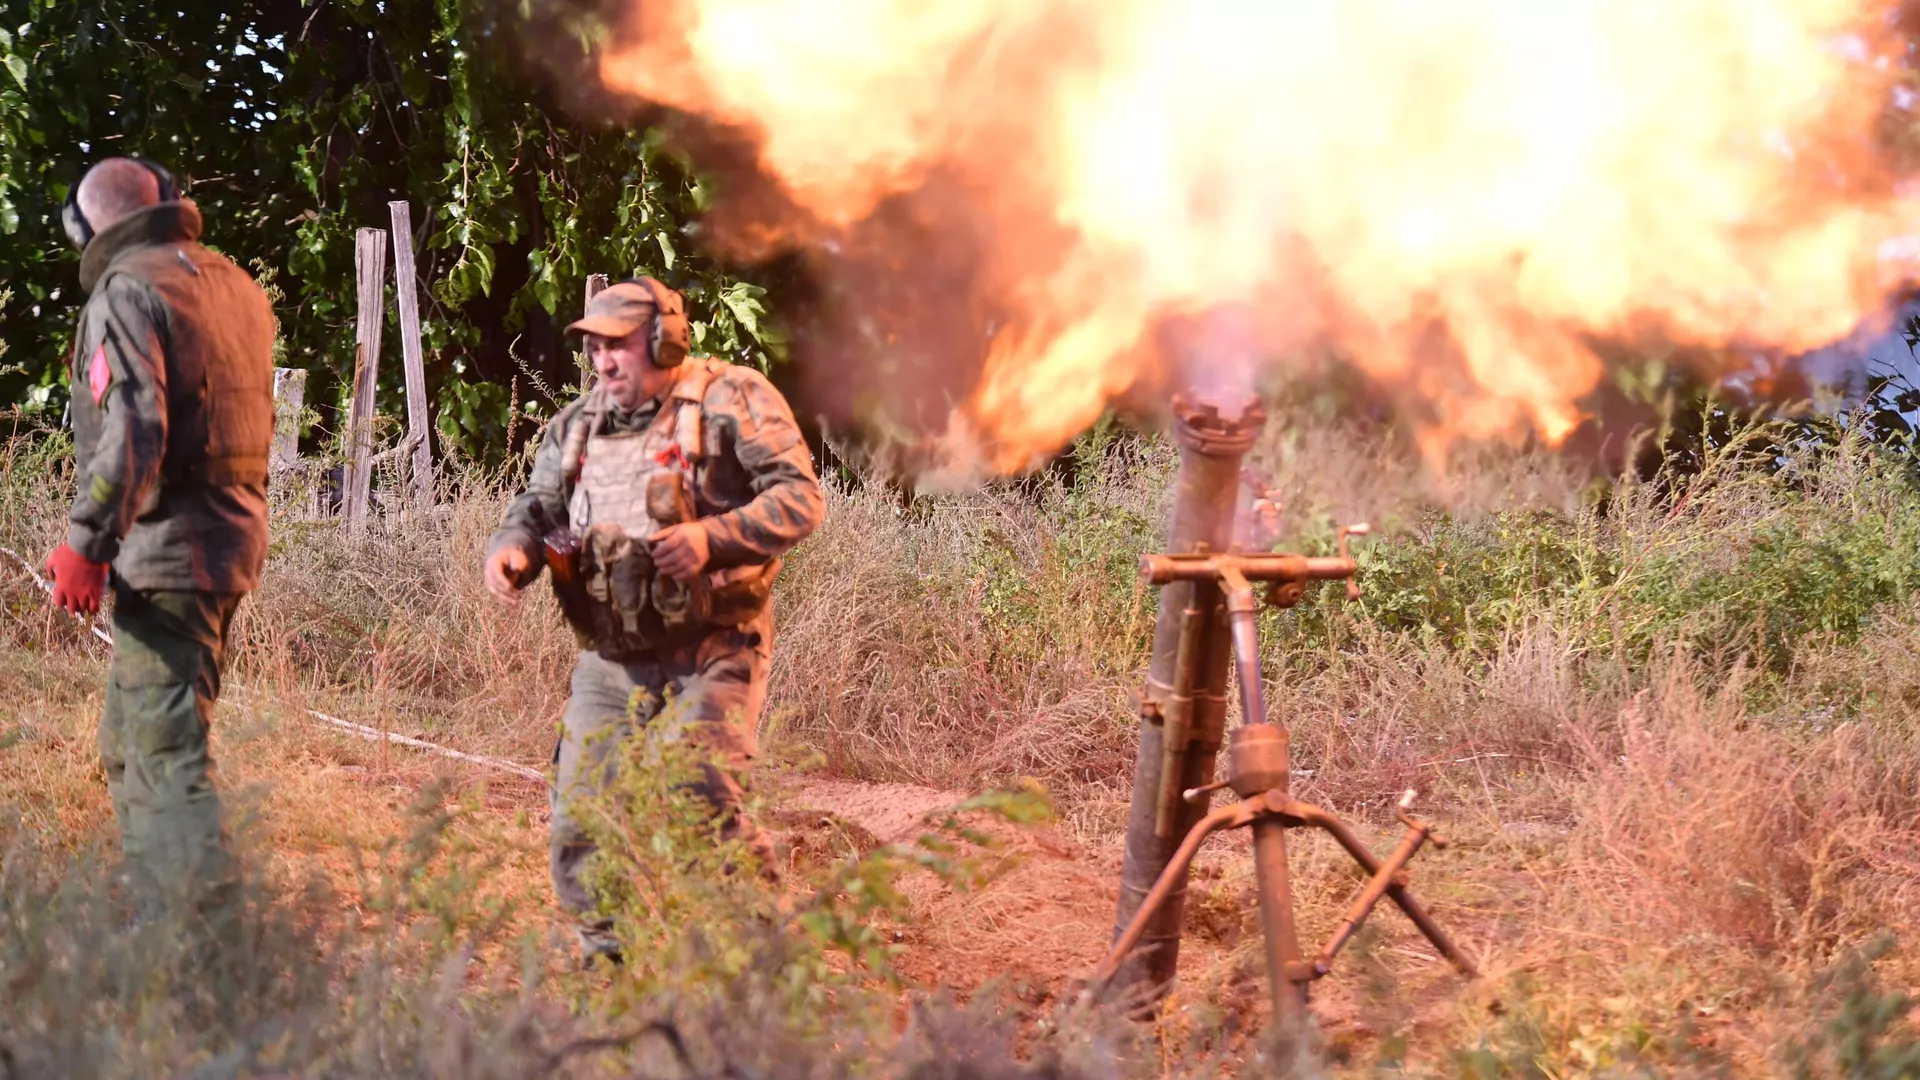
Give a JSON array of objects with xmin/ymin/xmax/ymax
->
[
  {"xmin": 1090, "ymin": 799, "xmax": 1256, "ymax": 1001},
  {"xmin": 1291, "ymin": 800, "xmax": 1479, "ymax": 978},
  {"xmin": 1307, "ymin": 814, "xmax": 1431, "ymax": 976},
  {"xmin": 1250, "ymin": 811, "xmax": 1309, "ymax": 1031}
]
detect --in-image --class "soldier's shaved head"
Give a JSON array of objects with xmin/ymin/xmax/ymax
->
[{"xmin": 76, "ymin": 158, "xmax": 163, "ymax": 234}]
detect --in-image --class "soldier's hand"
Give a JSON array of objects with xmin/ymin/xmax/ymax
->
[
  {"xmin": 45, "ymin": 543, "xmax": 108, "ymax": 617},
  {"xmin": 649, "ymin": 523, "xmax": 711, "ymax": 584},
  {"xmin": 485, "ymin": 547, "xmax": 532, "ymax": 606}
]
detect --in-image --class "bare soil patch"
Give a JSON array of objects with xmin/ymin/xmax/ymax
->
[{"xmin": 779, "ymin": 777, "xmax": 1236, "ymax": 1014}]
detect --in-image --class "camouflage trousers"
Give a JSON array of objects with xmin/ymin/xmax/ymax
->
[
  {"xmin": 549, "ymin": 626, "xmax": 774, "ymax": 957},
  {"xmin": 99, "ymin": 587, "xmax": 240, "ymax": 909}
]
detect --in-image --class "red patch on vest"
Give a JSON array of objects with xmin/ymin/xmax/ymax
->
[
  {"xmin": 87, "ymin": 346, "xmax": 111, "ymax": 405},
  {"xmin": 655, "ymin": 445, "xmax": 690, "ymax": 471}
]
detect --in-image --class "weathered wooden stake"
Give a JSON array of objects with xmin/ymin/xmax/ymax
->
[
  {"xmin": 345, "ymin": 227, "xmax": 387, "ymax": 535},
  {"xmin": 579, "ymin": 273, "xmax": 609, "ymax": 390},
  {"xmin": 270, "ymin": 366, "xmax": 308, "ymax": 471},
  {"xmin": 388, "ymin": 201, "xmax": 435, "ymax": 509}
]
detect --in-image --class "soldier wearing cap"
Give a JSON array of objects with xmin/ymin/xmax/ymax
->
[
  {"xmin": 484, "ymin": 278, "xmax": 824, "ymax": 963},
  {"xmin": 42, "ymin": 157, "xmax": 276, "ymax": 914}
]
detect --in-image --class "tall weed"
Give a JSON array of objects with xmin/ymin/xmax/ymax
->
[{"xmin": 6, "ymin": 396, "xmax": 1920, "ymax": 1075}]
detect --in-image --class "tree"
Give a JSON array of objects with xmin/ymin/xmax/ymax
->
[{"xmin": 0, "ymin": 0, "xmax": 779, "ymax": 465}]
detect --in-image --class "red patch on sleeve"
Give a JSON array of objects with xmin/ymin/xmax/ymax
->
[{"xmin": 87, "ymin": 346, "xmax": 111, "ymax": 406}]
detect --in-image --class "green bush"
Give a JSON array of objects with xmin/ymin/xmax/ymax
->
[
  {"xmin": 1269, "ymin": 411, "xmax": 1920, "ymax": 684},
  {"xmin": 1783, "ymin": 935, "xmax": 1920, "ymax": 1080},
  {"xmin": 1349, "ymin": 507, "xmax": 1603, "ymax": 654},
  {"xmin": 570, "ymin": 696, "xmax": 1058, "ymax": 1036}
]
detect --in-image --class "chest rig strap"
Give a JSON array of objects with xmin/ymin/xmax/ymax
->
[
  {"xmin": 560, "ymin": 358, "xmax": 718, "ymax": 491},
  {"xmin": 551, "ymin": 360, "xmax": 735, "ymax": 658}
]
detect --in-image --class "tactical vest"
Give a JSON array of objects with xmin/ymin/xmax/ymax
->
[
  {"xmin": 96, "ymin": 241, "xmax": 275, "ymax": 488},
  {"xmin": 558, "ymin": 358, "xmax": 779, "ymax": 658}
]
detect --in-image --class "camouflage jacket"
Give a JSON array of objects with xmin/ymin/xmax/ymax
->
[
  {"xmin": 67, "ymin": 200, "xmax": 276, "ymax": 593},
  {"xmin": 488, "ymin": 360, "xmax": 826, "ymax": 575}
]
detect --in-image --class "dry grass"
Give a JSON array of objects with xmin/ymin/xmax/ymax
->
[{"xmin": 4, "ymin": 402, "xmax": 1920, "ymax": 1076}]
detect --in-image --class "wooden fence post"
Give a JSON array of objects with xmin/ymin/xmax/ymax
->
[
  {"xmin": 270, "ymin": 367, "xmax": 307, "ymax": 471},
  {"xmin": 345, "ymin": 227, "xmax": 387, "ymax": 536},
  {"xmin": 578, "ymin": 273, "xmax": 608, "ymax": 391},
  {"xmin": 388, "ymin": 201, "xmax": 435, "ymax": 509}
]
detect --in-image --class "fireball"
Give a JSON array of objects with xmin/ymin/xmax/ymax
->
[{"xmin": 601, "ymin": 0, "xmax": 1917, "ymax": 471}]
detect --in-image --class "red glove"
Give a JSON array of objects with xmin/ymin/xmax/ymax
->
[{"xmin": 45, "ymin": 544, "xmax": 109, "ymax": 616}]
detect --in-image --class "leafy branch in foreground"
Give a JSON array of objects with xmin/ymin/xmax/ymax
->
[{"xmin": 571, "ymin": 704, "xmax": 1054, "ymax": 1031}]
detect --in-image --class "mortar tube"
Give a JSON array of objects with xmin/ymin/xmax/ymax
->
[
  {"xmin": 1152, "ymin": 602, "xmax": 1205, "ymax": 837},
  {"xmin": 1108, "ymin": 392, "xmax": 1264, "ymax": 1004}
]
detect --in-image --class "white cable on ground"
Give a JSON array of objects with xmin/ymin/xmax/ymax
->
[
  {"xmin": 2, "ymin": 545, "xmax": 115, "ymax": 647},
  {"xmin": 2, "ymin": 544, "xmax": 547, "ymax": 784}
]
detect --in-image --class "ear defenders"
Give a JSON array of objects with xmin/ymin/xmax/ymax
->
[
  {"xmin": 623, "ymin": 276, "xmax": 691, "ymax": 369},
  {"xmin": 61, "ymin": 158, "xmax": 181, "ymax": 250}
]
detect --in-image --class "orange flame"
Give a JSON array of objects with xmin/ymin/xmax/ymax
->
[{"xmin": 602, "ymin": 0, "xmax": 1918, "ymax": 471}]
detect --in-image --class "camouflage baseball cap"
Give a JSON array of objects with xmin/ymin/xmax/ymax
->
[{"xmin": 565, "ymin": 281, "xmax": 658, "ymax": 338}]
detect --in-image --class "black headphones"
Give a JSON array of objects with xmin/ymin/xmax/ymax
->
[
  {"xmin": 619, "ymin": 276, "xmax": 692, "ymax": 369},
  {"xmin": 61, "ymin": 158, "xmax": 181, "ymax": 250}
]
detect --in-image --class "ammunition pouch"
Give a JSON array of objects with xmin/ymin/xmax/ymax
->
[
  {"xmin": 706, "ymin": 558, "xmax": 780, "ymax": 627},
  {"xmin": 537, "ymin": 530, "xmax": 594, "ymax": 648},
  {"xmin": 574, "ymin": 524, "xmax": 667, "ymax": 659},
  {"xmin": 561, "ymin": 524, "xmax": 776, "ymax": 660}
]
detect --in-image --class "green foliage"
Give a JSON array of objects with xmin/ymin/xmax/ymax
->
[
  {"xmin": 0, "ymin": 1, "xmax": 777, "ymax": 466},
  {"xmin": 1344, "ymin": 507, "xmax": 1606, "ymax": 654},
  {"xmin": 438, "ymin": 368, "xmax": 521, "ymax": 461},
  {"xmin": 1631, "ymin": 505, "xmax": 1920, "ymax": 672},
  {"xmin": 1784, "ymin": 935, "xmax": 1920, "ymax": 1080},
  {"xmin": 1053, "ymin": 424, "xmax": 1167, "ymax": 617},
  {"xmin": 1271, "ymin": 408, "xmax": 1920, "ymax": 683},
  {"xmin": 572, "ymin": 693, "xmax": 1053, "ymax": 1029},
  {"xmin": 958, "ymin": 424, "xmax": 1168, "ymax": 673}
]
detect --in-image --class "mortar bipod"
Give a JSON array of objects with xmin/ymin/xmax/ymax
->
[
  {"xmin": 1090, "ymin": 728, "xmax": 1479, "ymax": 1024},
  {"xmin": 1096, "ymin": 526, "xmax": 1478, "ymax": 1027}
]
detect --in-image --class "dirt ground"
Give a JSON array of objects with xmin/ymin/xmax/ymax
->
[
  {"xmin": 774, "ymin": 774, "xmax": 1484, "ymax": 1060},
  {"xmin": 0, "ymin": 638, "xmax": 1489, "ymax": 1067},
  {"xmin": 258, "ymin": 728, "xmax": 1494, "ymax": 1058},
  {"xmin": 780, "ymin": 777, "xmax": 1136, "ymax": 1003}
]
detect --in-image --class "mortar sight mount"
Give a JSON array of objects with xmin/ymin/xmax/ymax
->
[{"xmin": 1094, "ymin": 392, "xmax": 1476, "ymax": 1031}]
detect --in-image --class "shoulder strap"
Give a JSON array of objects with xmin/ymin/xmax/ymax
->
[
  {"xmin": 667, "ymin": 358, "xmax": 721, "ymax": 463},
  {"xmin": 563, "ymin": 360, "xmax": 722, "ymax": 480},
  {"xmin": 560, "ymin": 387, "xmax": 608, "ymax": 487}
]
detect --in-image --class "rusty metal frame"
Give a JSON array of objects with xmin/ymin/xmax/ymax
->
[
  {"xmin": 1092, "ymin": 780, "xmax": 1478, "ymax": 1024},
  {"xmin": 1103, "ymin": 393, "xmax": 1473, "ymax": 1027}
]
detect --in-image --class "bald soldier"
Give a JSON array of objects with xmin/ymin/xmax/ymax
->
[
  {"xmin": 484, "ymin": 279, "xmax": 824, "ymax": 964},
  {"xmin": 43, "ymin": 158, "xmax": 275, "ymax": 912}
]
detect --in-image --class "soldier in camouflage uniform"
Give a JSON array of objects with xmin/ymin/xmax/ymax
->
[
  {"xmin": 43, "ymin": 158, "xmax": 276, "ymax": 911},
  {"xmin": 484, "ymin": 279, "xmax": 824, "ymax": 963}
]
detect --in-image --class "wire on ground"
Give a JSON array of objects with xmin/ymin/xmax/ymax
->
[{"xmin": 2, "ymin": 544, "xmax": 546, "ymax": 784}]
